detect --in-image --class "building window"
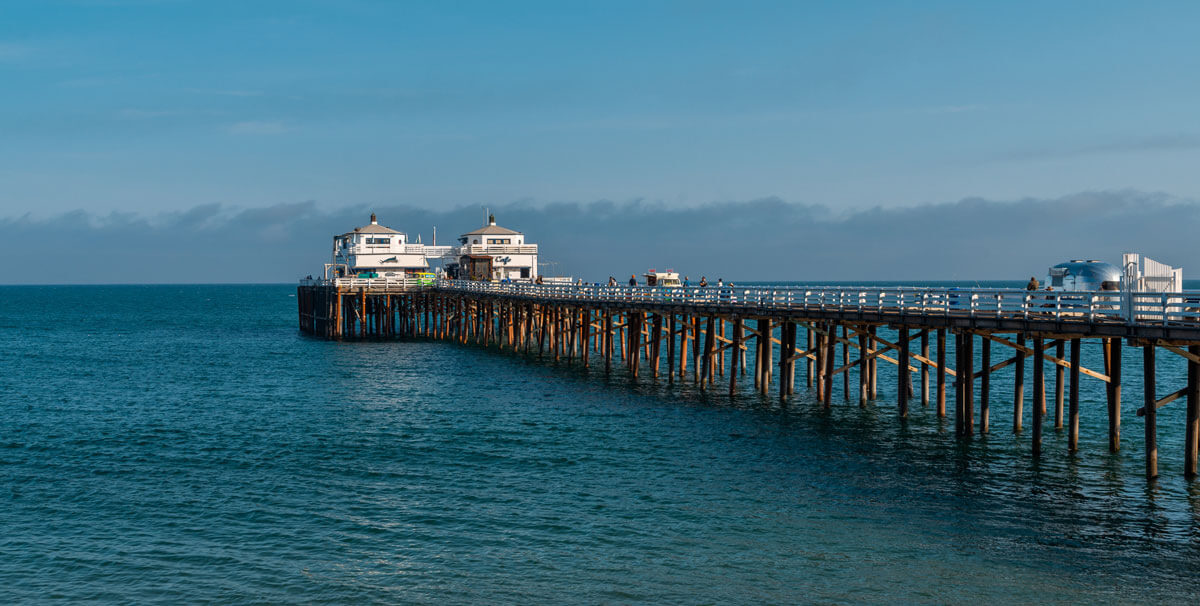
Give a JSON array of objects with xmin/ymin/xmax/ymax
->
[
  {"xmin": 487, "ymin": 238, "xmax": 511, "ymax": 244},
  {"xmin": 366, "ymin": 237, "xmax": 390, "ymax": 245},
  {"xmin": 520, "ymin": 267, "xmax": 530, "ymax": 278}
]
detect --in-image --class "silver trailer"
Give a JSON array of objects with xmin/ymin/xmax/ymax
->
[{"xmin": 1047, "ymin": 260, "xmax": 1122, "ymax": 292}]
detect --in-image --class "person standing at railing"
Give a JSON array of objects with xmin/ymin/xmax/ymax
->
[
  {"xmin": 629, "ymin": 274, "xmax": 637, "ymax": 286},
  {"xmin": 608, "ymin": 276, "xmax": 617, "ymax": 287},
  {"xmin": 1026, "ymin": 276, "xmax": 1039, "ymax": 291},
  {"xmin": 535, "ymin": 275, "xmax": 544, "ymax": 285}
]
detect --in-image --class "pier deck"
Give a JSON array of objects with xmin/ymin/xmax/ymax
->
[{"xmin": 297, "ymin": 279, "xmax": 1200, "ymax": 480}]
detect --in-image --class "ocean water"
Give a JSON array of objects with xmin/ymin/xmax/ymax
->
[{"xmin": 2, "ymin": 284, "xmax": 1200, "ymax": 604}]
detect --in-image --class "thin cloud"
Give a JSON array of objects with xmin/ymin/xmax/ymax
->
[
  {"xmin": 226, "ymin": 121, "xmax": 290, "ymax": 135},
  {"xmin": 117, "ymin": 108, "xmax": 186, "ymax": 119},
  {"xmin": 0, "ymin": 43, "xmax": 29, "ymax": 60},
  {"xmin": 999, "ymin": 134, "xmax": 1200, "ymax": 162},
  {"xmin": 186, "ymin": 88, "xmax": 264, "ymax": 97},
  {"xmin": 924, "ymin": 104, "xmax": 986, "ymax": 114}
]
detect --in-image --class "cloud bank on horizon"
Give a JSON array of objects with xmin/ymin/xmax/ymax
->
[{"xmin": 1, "ymin": 190, "xmax": 1194, "ymax": 285}]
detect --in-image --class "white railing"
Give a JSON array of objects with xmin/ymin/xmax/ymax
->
[
  {"xmin": 432, "ymin": 280, "xmax": 1200, "ymax": 328},
  {"xmin": 301, "ymin": 276, "xmax": 435, "ymax": 290},
  {"xmin": 340, "ymin": 245, "xmax": 430, "ymax": 255},
  {"xmin": 457, "ymin": 244, "xmax": 539, "ymax": 255}
]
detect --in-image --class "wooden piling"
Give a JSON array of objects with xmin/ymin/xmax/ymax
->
[
  {"xmin": 1054, "ymin": 341, "xmax": 1065, "ymax": 430},
  {"xmin": 822, "ymin": 322, "xmax": 834, "ymax": 408},
  {"xmin": 787, "ymin": 321, "xmax": 798, "ymax": 396},
  {"xmin": 1069, "ymin": 338, "xmax": 1081, "ymax": 453},
  {"xmin": 921, "ymin": 331, "xmax": 930, "ymax": 406},
  {"xmin": 730, "ymin": 318, "xmax": 742, "ymax": 397},
  {"xmin": 1032, "ymin": 337, "xmax": 1044, "ymax": 457},
  {"xmin": 980, "ymin": 336, "xmax": 990, "ymax": 435},
  {"xmin": 764, "ymin": 319, "xmax": 775, "ymax": 396},
  {"xmin": 898, "ymin": 327, "xmax": 909, "ymax": 417},
  {"xmin": 701, "ymin": 316, "xmax": 715, "ymax": 390},
  {"xmin": 666, "ymin": 315, "xmax": 676, "ymax": 384},
  {"xmin": 965, "ymin": 332, "xmax": 974, "ymax": 436},
  {"xmin": 1014, "ymin": 333, "xmax": 1025, "ymax": 434},
  {"xmin": 778, "ymin": 321, "xmax": 790, "ymax": 402},
  {"xmin": 936, "ymin": 329, "xmax": 946, "ymax": 417},
  {"xmin": 806, "ymin": 327, "xmax": 814, "ymax": 388},
  {"xmin": 868, "ymin": 326, "xmax": 878, "ymax": 400},
  {"xmin": 1143, "ymin": 344, "xmax": 1157, "ymax": 479},
  {"xmin": 1185, "ymin": 344, "xmax": 1199, "ymax": 478},
  {"xmin": 842, "ymin": 325, "xmax": 850, "ymax": 400},
  {"xmin": 814, "ymin": 329, "xmax": 824, "ymax": 401},
  {"xmin": 603, "ymin": 311, "xmax": 612, "ymax": 371},
  {"xmin": 1107, "ymin": 337, "xmax": 1123, "ymax": 452},
  {"xmin": 955, "ymin": 332, "xmax": 964, "ymax": 436},
  {"xmin": 858, "ymin": 330, "xmax": 868, "ymax": 407}
]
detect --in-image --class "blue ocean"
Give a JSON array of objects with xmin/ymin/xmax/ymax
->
[{"xmin": 3, "ymin": 284, "xmax": 1199, "ymax": 604}]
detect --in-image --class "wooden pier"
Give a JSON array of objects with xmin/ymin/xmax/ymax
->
[{"xmin": 298, "ymin": 278, "xmax": 1200, "ymax": 480}]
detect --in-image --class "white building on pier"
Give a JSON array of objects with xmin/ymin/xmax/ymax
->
[
  {"xmin": 448, "ymin": 214, "xmax": 539, "ymax": 281},
  {"xmin": 329, "ymin": 213, "xmax": 436, "ymax": 278}
]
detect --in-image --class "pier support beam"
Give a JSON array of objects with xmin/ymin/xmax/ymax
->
[
  {"xmin": 666, "ymin": 315, "xmax": 676, "ymax": 385},
  {"xmin": 980, "ymin": 336, "xmax": 990, "ymax": 435},
  {"xmin": 1014, "ymin": 333, "xmax": 1025, "ymax": 434},
  {"xmin": 858, "ymin": 329, "xmax": 869, "ymax": 407},
  {"xmin": 806, "ymin": 327, "xmax": 814, "ymax": 388},
  {"xmin": 841, "ymin": 325, "xmax": 849, "ymax": 400},
  {"xmin": 730, "ymin": 318, "xmax": 742, "ymax": 397},
  {"xmin": 1107, "ymin": 337, "xmax": 1123, "ymax": 452},
  {"xmin": 965, "ymin": 332, "xmax": 974, "ymax": 436},
  {"xmin": 921, "ymin": 331, "xmax": 930, "ymax": 406},
  {"xmin": 869, "ymin": 326, "xmax": 879, "ymax": 400},
  {"xmin": 823, "ymin": 323, "xmax": 834, "ymax": 407},
  {"xmin": 1069, "ymin": 338, "xmax": 1081, "ymax": 453},
  {"xmin": 1033, "ymin": 337, "xmax": 1044, "ymax": 457},
  {"xmin": 955, "ymin": 333, "xmax": 964, "ymax": 436},
  {"xmin": 936, "ymin": 329, "xmax": 946, "ymax": 417},
  {"xmin": 1054, "ymin": 341, "xmax": 1065, "ymax": 430},
  {"xmin": 1144, "ymin": 344, "xmax": 1158, "ymax": 479},
  {"xmin": 1186, "ymin": 344, "xmax": 1199, "ymax": 478},
  {"xmin": 898, "ymin": 327, "xmax": 909, "ymax": 418}
]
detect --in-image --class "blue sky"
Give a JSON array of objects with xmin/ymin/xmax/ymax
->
[{"xmin": 4, "ymin": 0, "xmax": 1200, "ymax": 218}]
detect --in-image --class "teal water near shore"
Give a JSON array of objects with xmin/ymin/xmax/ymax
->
[{"xmin": 2, "ymin": 284, "xmax": 1199, "ymax": 604}]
